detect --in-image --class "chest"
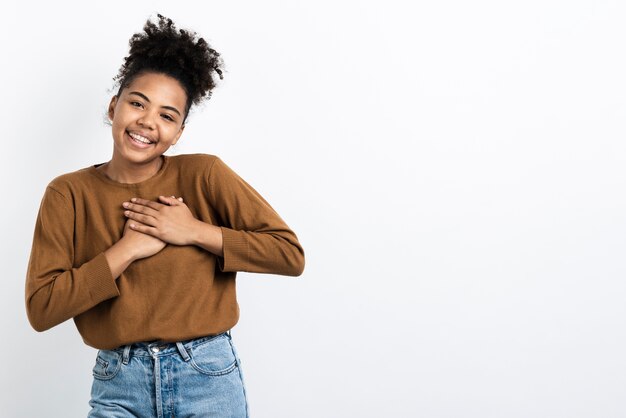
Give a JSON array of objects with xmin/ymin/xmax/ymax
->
[{"xmin": 71, "ymin": 184, "xmax": 219, "ymax": 265}]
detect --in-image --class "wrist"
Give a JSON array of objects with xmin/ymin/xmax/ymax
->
[
  {"xmin": 191, "ymin": 220, "xmax": 224, "ymax": 257},
  {"xmin": 117, "ymin": 236, "xmax": 140, "ymax": 262},
  {"xmin": 104, "ymin": 236, "xmax": 138, "ymax": 280},
  {"xmin": 189, "ymin": 218, "xmax": 204, "ymax": 246}
]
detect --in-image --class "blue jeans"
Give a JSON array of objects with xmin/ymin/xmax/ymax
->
[{"xmin": 87, "ymin": 330, "xmax": 249, "ymax": 417}]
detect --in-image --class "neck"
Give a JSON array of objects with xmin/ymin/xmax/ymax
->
[{"xmin": 99, "ymin": 155, "xmax": 163, "ymax": 184}]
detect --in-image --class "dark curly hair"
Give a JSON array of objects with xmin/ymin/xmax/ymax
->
[{"xmin": 111, "ymin": 13, "xmax": 225, "ymax": 125}]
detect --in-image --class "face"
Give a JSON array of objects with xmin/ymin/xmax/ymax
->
[{"xmin": 107, "ymin": 72, "xmax": 187, "ymax": 166}]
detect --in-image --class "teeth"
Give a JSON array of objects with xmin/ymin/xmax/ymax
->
[{"xmin": 128, "ymin": 132, "xmax": 152, "ymax": 144}]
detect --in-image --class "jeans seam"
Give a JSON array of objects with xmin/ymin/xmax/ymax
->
[{"xmin": 228, "ymin": 339, "xmax": 250, "ymax": 418}]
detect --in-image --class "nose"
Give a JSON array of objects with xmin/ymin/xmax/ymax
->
[{"xmin": 137, "ymin": 110, "xmax": 157, "ymax": 129}]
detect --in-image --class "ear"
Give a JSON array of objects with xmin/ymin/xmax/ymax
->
[
  {"xmin": 108, "ymin": 96, "xmax": 118, "ymax": 121},
  {"xmin": 172, "ymin": 123, "xmax": 185, "ymax": 146}
]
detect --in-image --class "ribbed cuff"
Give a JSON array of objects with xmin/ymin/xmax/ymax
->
[
  {"xmin": 218, "ymin": 227, "xmax": 250, "ymax": 272},
  {"xmin": 84, "ymin": 252, "xmax": 120, "ymax": 303}
]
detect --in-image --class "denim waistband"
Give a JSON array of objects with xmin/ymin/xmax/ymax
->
[{"xmin": 110, "ymin": 330, "xmax": 232, "ymax": 364}]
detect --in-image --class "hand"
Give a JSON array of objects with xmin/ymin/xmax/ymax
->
[
  {"xmin": 122, "ymin": 195, "xmax": 200, "ymax": 246},
  {"xmin": 121, "ymin": 216, "xmax": 167, "ymax": 261}
]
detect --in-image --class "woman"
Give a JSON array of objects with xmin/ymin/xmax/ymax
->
[{"xmin": 24, "ymin": 14, "xmax": 305, "ymax": 418}]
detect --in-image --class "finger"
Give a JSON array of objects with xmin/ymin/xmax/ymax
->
[
  {"xmin": 124, "ymin": 210, "xmax": 158, "ymax": 226},
  {"xmin": 130, "ymin": 197, "xmax": 164, "ymax": 211},
  {"xmin": 129, "ymin": 221, "xmax": 159, "ymax": 236},
  {"xmin": 122, "ymin": 201, "xmax": 159, "ymax": 217},
  {"xmin": 158, "ymin": 195, "xmax": 181, "ymax": 206}
]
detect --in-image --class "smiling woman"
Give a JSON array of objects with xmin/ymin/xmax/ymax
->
[
  {"xmin": 24, "ymin": 13, "xmax": 305, "ymax": 418},
  {"xmin": 100, "ymin": 72, "xmax": 189, "ymax": 183}
]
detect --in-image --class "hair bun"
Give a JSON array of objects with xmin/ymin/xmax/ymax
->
[{"xmin": 112, "ymin": 13, "xmax": 225, "ymax": 123}]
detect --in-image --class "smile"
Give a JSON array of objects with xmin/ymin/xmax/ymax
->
[{"xmin": 126, "ymin": 131, "xmax": 154, "ymax": 148}]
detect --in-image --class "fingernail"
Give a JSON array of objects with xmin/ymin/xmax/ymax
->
[
  {"xmin": 131, "ymin": 198, "xmax": 137, "ymax": 202},
  {"xmin": 123, "ymin": 202, "xmax": 129, "ymax": 207}
]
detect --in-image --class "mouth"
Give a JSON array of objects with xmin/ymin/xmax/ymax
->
[{"xmin": 126, "ymin": 130, "xmax": 156, "ymax": 148}]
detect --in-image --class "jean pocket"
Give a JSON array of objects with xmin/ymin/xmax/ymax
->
[
  {"xmin": 188, "ymin": 334, "xmax": 238, "ymax": 376},
  {"xmin": 92, "ymin": 349, "xmax": 123, "ymax": 381}
]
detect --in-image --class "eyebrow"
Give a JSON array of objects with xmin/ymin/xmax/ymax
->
[{"xmin": 128, "ymin": 91, "xmax": 182, "ymax": 117}]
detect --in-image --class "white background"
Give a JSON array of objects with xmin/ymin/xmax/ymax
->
[{"xmin": 3, "ymin": 1, "xmax": 626, "ymax": 417}]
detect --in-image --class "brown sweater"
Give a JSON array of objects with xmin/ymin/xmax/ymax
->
[{"xmin": 25, "ymin": 153, "xmax": 305, "ymax": 350}]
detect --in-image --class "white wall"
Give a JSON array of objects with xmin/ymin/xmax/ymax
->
[{"xmin": 3, "ymin": 1, "xmax": 626, "ymax": 417}]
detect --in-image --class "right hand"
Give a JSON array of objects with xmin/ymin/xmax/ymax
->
[{"xmin": 121, "ymin": 217, "xmax": 167, "ymax": 260}]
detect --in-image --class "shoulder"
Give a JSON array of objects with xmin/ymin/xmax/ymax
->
[
  {"xmin": 45, "ymin": 165, "xmax": 96, "ymax": 199},
  {"xmin": 167, "ymin": 152, "xmax": 220, "ymax": 167},
  {"xmin": 167, "ymin": 153, "xmax": 248, "ymax": 189},
  {"xmin": 166, "ymin": 153, "xmax": 228, "ymax": 176}
]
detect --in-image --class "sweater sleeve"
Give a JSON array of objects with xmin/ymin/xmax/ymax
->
[
  {"xmin": 207, "ymin": 156, "xmax": 305, "ymax": 276},
  {"xmin": 25, "ymin": 185, "xmax": 120, "ymax": 332}
]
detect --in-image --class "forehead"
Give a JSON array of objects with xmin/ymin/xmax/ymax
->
[{"xmin": 123, "ymin": 72, "xmax": 187, "ymax": 108}]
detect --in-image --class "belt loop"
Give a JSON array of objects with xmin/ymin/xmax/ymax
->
[
  {"xmin": 122, "ymin": 344, "xmax": 131, "ymax": 365},
  {"xmin": 176, "ymin": 341, "xmax": 191, "ymax": 362}
]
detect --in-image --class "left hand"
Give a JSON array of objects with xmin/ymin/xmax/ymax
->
[{"xmin": 122, "ymin": 195, "xmax": 200, "ymax": 246}]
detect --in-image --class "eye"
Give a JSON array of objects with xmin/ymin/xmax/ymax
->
[
  {"xmin": 130, "ymin": 101, "xmax": 143, "ymax": 108},
  {"xmin": 162, "ymin": 114, "xmax": 174, "ymax": 122}
]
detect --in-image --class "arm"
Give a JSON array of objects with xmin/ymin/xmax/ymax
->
[
  {"xmin": 104, "ymin": 239, "xmax": 139, "ymax": 280},
  {"xmin": 190, "ymin": 221, "xmax": 224, "ymax": 257},
  {"xmin": 25, "ymin": 186, "xmax": 124, "ymax": 332},
  {"xmin": 205, "ymin": 156, "xmax": 305, "ymax": 276}
]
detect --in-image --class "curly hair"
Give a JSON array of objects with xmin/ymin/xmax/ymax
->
[{"xmin": 111, "ymin": 13, "xmax": 225, "ymax": 125}]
